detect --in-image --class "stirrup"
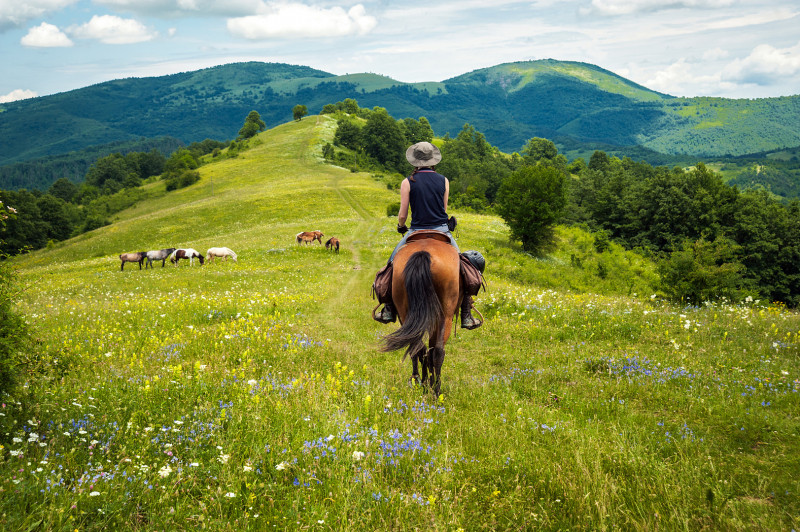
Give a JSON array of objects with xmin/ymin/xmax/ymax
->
[
  {"xmin": 372, "ymin": 303, "xmax": 396, "ymax": 324},
  {"xmin": 460, "ymin": 301, "xmax": 484, "ymax": 330}
]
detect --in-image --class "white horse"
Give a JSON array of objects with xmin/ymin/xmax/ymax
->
[
  {"xmin": 170, "ymin": 248, "xmax": 205, "ymax": 266},
  {"xmin": 206, "ymin": 247, "xmax": 238, "ymax": 263}
]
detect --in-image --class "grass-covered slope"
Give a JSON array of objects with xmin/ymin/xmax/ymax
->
[{"xmin": 3, "ymin": 117, "xmax": 799, "ymax": 530}]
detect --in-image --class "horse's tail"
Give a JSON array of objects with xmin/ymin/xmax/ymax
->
[{"xmin": 382, "ymin": 251, "xmax": 443, "ymax": 355}]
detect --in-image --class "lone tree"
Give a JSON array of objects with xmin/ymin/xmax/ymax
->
[
  {"xmin": 496, "ymin": 165, "xmax": 568, "ymax": 254},
  {"xmin": 238, "ymin": 110, "xmax": 266, "ymax": 140},
  {"xmin": 293, "ymin": 104, "xmax": 308, "ymax": 121}
]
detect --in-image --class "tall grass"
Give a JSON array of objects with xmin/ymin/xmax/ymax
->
[{"xmin": 1, "ymin": 116, "xmax": 798, "ymax": 530}]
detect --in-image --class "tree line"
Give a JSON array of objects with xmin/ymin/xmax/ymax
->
[
  {"xmin": 324, "ymin": 99, "xmax": 800, "ymax": 307},
  {"xmin": 0, "ymin": 139, "xmax": 228, "ymax": 255}
]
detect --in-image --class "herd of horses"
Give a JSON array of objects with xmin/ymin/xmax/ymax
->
[
  {"xmin": 120, "ymin": 231, "xmax": 341, "ymax": 270},
  {"xmin": 296, "ymin": 230, "xmax": 340, "ymax": 253},
  {"xmin": 119, "ymin": 229, "xmax": 463, "ymax": 394},
  {"xmin": 119, "ymin": 247, "xmax": 237, "ymax": 270}
]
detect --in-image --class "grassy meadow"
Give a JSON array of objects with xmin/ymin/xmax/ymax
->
[{"xmin": 1, "ymin": 116, "xmax": 799, "ymax": 530}]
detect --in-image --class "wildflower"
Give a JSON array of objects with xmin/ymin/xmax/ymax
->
[
  {"xmin": 352, "ymin": 451, "xmax": 365, "ymax": 461},
  {"xmin": 276, "ymin": 461, "xmax": 289, "ymax": 471},
  {"xmin": 27, "ymin": 433, "xmax": 39, "ymax": 443},
  {"xmin": 159, "ymin": 465, "xmax": 172, "ymax": 478},
  {"xmin": 218, "ymin": 454, "xmax": 230, "ymax": 464},
  {"xmin": 90, "ymin": 491, "xmax": 100, "ymax": 497},
  {"xmin": 243, "ymin": 465, "xmax": 253, "ymax": 472},
  {"xmin": 225, "ymin": 492, "xmax": 236, "ymax": 498},
  {"xmin": 247, "ymin": 379, "xmax": 258, "ymax": 386}
]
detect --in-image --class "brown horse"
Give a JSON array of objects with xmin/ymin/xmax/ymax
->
[
  {"xmin": 296, "ymin": 230, "xmax": 324, "ymax": 244},
  {"xmin": 120, "ymin": 251, "xmax": 147, "ymax": 271},
  {"xmin": 381, "ymin": 233, "xmax": 461, "ymax": 395},
  {"xmin": 325, "ymin": 237, "xmax": 340, "ymax": 253}
]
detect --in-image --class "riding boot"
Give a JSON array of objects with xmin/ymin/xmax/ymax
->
[
  {"xmin": 461, "ymin": 296, "xmax": 481, "ymax": 330},
  {"xmin": 375, "ymin": 301, "xmax": 397, "ymax": 324}
]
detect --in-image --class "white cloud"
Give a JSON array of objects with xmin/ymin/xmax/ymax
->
[
  {"xmin": 582, "ymin": 0, "xmax": 736, "ymax": 16},
  {"xmin": 227, "ymin": 3, "xmax": 377, "ymax": 39},
  {"xmin": 0, "ymin": 0, "xmax": 77, "ymax": 30},
  {"xmin": 702, "ymin": 47, "xmax": 729, "ymax": 61},
  {"xmin": 0, "ymin": 89, "xmax": 38, "ymax": 103},
  {"xmin": 70, "ymin": 15, "xmax": 157, "ymax": 44},
  {"xmin": 93, "ymin": 0, "xmax": 266, "ymax": 17},
  {"xmin": 645, "ymin": 58, "xmax": 734, "ymax": 96},
  {"xmin": 722, "ymin": 42, "xmax": 800, "ymax": 84},
  {"xmin": 21, "ymin": 22, "xmax": 73, "ymax": 47}
]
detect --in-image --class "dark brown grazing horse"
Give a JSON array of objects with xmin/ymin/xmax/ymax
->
[
  {"xmin": 325, "ymin": 237, "xmax": 340, "ymax": 253},
  {"xmin": 120, "ymin": 251, "xmax": 147, "ymax": 271},
  {"xmin": 381, "ymin": 232, "xmax": 461, "ymax": 395},
  {"xmin": 296, "ymin": 230, "xmax": 323, "ymax": 244}
]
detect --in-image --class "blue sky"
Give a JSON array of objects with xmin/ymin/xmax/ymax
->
[{"xmin": 1, "ymin": 0, "xmax": 799, "ymax": 103}]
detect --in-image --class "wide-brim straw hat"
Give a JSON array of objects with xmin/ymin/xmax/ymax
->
[{"xmin": 406, "ymin": 141, "xmax": 442, "ymax": 167}]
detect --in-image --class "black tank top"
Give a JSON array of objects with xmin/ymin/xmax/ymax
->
[{"xmin": 408, "ymin": 170, "xmax": 448, "ymax": 229}]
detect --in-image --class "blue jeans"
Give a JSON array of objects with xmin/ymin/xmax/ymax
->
[{"xmin": 389, "ymin": 224, "xmax": 459, "ymax": 263}]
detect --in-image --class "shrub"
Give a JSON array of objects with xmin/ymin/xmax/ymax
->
[
  {"xmin": 495, "ymin": 166, "xmax": 568, "ymax": 254},
  {"xmin": 386, "ymin": 202, "xmax": 400, "ymax": 217},
  {"xmin": 165, "ymin": 170, "xmax": 201, "ymax": 191},
  {"xmin": 658, "ymin": 237, "xmax": 751, "ymax": 304}
]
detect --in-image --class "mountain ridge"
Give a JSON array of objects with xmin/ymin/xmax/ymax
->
[{"xmin": 2, "ymin": 59, "xmax": 799, "ymax": 184}]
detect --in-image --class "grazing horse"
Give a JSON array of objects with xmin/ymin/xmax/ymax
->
[
  {"xmin": 381, "ymin": 232, "xmax": 461, "ymax": 395},
  {"xmin": 119, "ymin": 251, "xmax": 147, "ymax": 271},
  {"xmin": 325, "ymin": 237, "xmax": 340, "ymax": 253},
  {"xmin": 296, "ymin": 230, "xmax": 323, "ymax": 245},
  {"xmin": 145, "ymin": 248, "xmax": 176, "ymax": 269},
  {"xmin": 170, "ymin": 248, "xmax": 205, "ymax": 266},
  {"xmin": 206, "ymin": 247, "xmax": 238, "ymax": 263}
]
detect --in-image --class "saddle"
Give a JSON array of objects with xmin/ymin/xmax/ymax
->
[{"xmin": 404, "ymin": 229, "xmax": 452, "ymax": 244}]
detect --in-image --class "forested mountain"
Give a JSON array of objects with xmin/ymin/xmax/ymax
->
[{"xmin": 2, "ymin": 59, "xmax": 799, "ymax": 189}]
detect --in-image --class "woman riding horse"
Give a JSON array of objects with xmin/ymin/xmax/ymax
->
[{"xmin": 373, "ymin": 141, "xmax": 483, "ymax": 329}]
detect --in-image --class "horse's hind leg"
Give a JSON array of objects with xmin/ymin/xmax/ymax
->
[
  {"xmin": 408, "ymin": 342, "xmax": 425, "ymax": 386},
  {"xmin": 429, "ymin": 347, "xmax": 446, "ymax": 396},
  {"xmin": 409, "ymin": 353, "xmax": 421, "ymax": 386}
]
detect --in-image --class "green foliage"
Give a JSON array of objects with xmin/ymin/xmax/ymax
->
[
  {"xmin": 437, "ymin": 124, "xmax": 514, "ymax": 209},
  {"xmin": 386, "ymin": 202, "xmax": 400, "ymax": 217},
  {"xmin": 593, "ymin": 229, "xmax": 611, "ymax": 253},
  {"xmin": 496, "ymin": 165, "xmax": 568, "ymax": 253},
  {"xmin": 321, "ymin": 143, "xmax": 334, "ymax": 160},
  {"xmin": 333, "ymin": 118, "xmax": 362, "ymax": 151},
  {"xmin": 658, "ymin": 237, "xmax": 750, "ymax": 304},
  {"xmin": 0, "ymin": 204, "xmax": 30, "ymax": 398},
  {"xmin": 238, "ymin": 110, "xmax": 266, "ymax": 140},
  {"xmin": 361, "ymin": 107, "xmax": 407, "ymax": 173},
  {"xmin": 165, "ymin": 170, "xmax": 201, "ymax": 191},
  {"xmin": 48, "ymin": 178, "xmax": 79, "ymax": 203},
  {"xmin": 292, "ymin": 104, "xmax": 308, "ymax": 121},
  {"xmin": 0, "ymin": 137, "xmax": 182, "ymax": 192}
]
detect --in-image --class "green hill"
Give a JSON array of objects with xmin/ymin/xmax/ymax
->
[
  {"xmin": 2, "ymin": 59, "xmax": 800, "ymax": 191},
  {"xmin": 4, "ymin": 116, "xmax": 799, "ymax": 530}
]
